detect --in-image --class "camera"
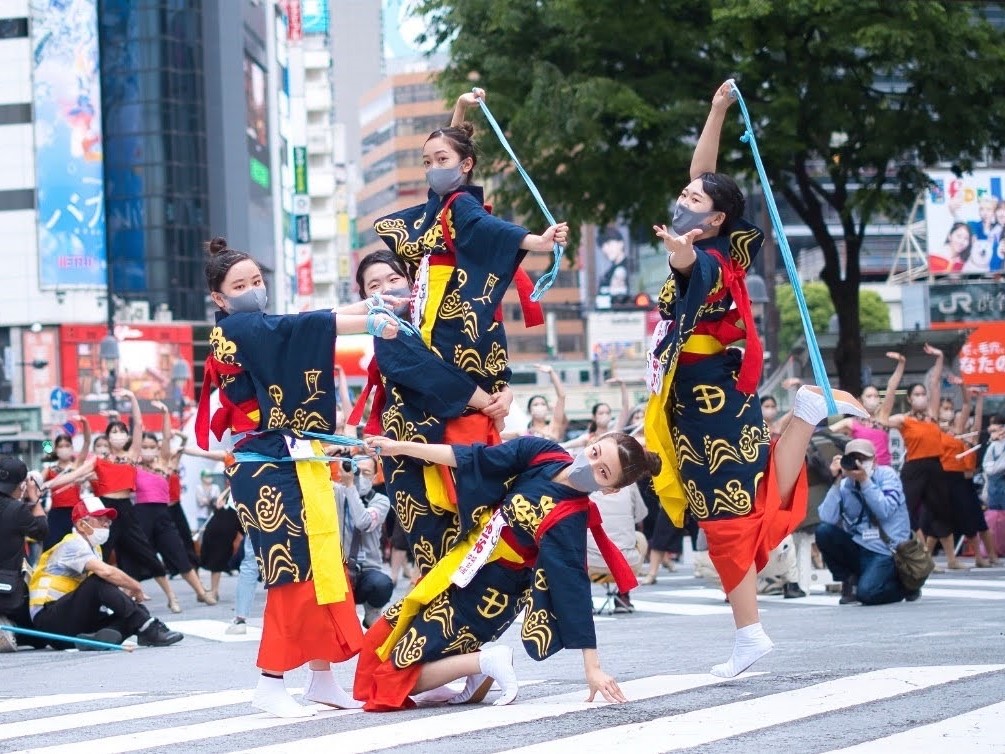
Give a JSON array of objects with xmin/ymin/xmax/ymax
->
[
  {"xmin": 341, "ymin": 459, "xmax": 354, "ymax": 474},
  {"xmin": 839, "ymin": 453, "xmax": 866, "ymax": 471}
]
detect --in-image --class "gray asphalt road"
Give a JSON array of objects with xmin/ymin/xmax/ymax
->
[{"xmin": 2, "ymin": 560, "xmax": 1003, "ymax": 754}]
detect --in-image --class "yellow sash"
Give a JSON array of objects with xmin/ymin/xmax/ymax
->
[
  {"xmin": 294, "ymin": 439, "xmax": 349, "ymax": 605},
  {"xmin": 643, "ymin": 334, "xmax": 725, "ymax": 527},
  {"xmin": 377, "ymin": 509, "xmax": 524, "ymax": 661}
]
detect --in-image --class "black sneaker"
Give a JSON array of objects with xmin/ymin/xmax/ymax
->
[
  {"xmin": 839, "ymin": 578, "xmax": 859, "ymax": 605},
  {"xmin": 904, "ymin": 588, "xmax": 922, "ymax": 602},
  {"xmin": 783, "ymin": 582, "xmax": 807, "ymax": 599},
  {"xmin": 76, "ymin": 628, "xmax": 124, "ymax": 651},
  {"xmin": 613, "ymin": 593, "xmax": 634, "ymax": 614},
  {"xmin": 137, "ymin": 619, "xmax": 184, "ymax": 647}
]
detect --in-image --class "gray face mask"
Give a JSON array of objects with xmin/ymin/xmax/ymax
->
[
  {"xmin": 427, "ymin": 164, "xmax": 466, "ymax": 197},
  {"xmin": 226, "ymin": 287, "xmax": 267, "ymax": 313},
  {"xmin": 384, "ymin": 286, "xmax": 412, "ymax": 319},
  {"xmin": 356, "ymin": 476, "xmax": 373, "ymax": 497},
  {"xmin": 567, "ymin": 452, "xmax": 602, "ymax": 493},
  {"xmin": 671, "ymin": 204, "xmax": 718, "ymax": 235}
]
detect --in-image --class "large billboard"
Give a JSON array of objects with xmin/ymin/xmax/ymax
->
[
  {"xmin": 245, "ymin": 53, "xmax": 271, "ymax": 199},
  {"xmin": 30, "ymin": 0, "xmax": 107, "ymax": 289},
  {"xmin": 926, "ymin": 169, "xmax": 1004, "ymax": 275}
]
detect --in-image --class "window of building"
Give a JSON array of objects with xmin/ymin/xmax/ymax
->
[
  {"xmin": 393, "ymin": 83, "xmax": 439, "ymax": 105},
  {"xmin": 0, "ymin": 189, "xmax": 35, "ymax": 211},
  {"xmin": 0, "ymin": 103, "xmax": 31, "ymax": 125},
  {"xmin": 0, "ymin": 18, "xmax": 28, "ymax": 38}
]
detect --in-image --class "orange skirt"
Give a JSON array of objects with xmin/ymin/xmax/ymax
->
[
  {"xmin": 352, "ymin": 616, "xmax": 423, "ymax": 712},
  {"xmin": 257, "ymin": 579, "xmax": 364, "ymax": 673},
  {"xmin": 700, "ymin": 447, "xmax": 808, "ymax": 595}
]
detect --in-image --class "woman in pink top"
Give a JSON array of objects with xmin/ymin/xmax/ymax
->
[
  {"xmin": 830, "ymin": 352, "xmax": 906, "ymax": 467},
  {"xmin": 134, "ymin": 400, "xmax": 216, "ymax": 613}
]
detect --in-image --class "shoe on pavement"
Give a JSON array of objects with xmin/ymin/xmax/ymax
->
[
  {"xmin": 137, "ymin": 618, "xmax": 184, "ymax": 647},
  {"xmin": 838, "ymin": 579, "xmax": 859, "ymax": 605},
  {"xmin": 225, "ymin": 618, "xmax": 248, "ymax": 636},
  {"xmin": 613, "ymin": 593, "xmax": 634, "ymax": 613},
  {"xmin": 363, "ymin": 605, "xmax": 383, "ymax": 628},
  {"xmin": 0, "ymin": 616, "xmax": 16, "ymax": 653},
  {"xmin": 783, "ymin": 582, "xmax": 807, "ymax": 599},
  {"xmin": 76, "ymin": 628, "xmax": 124, "ymax": 651},
  {"xmin": 904, "ymin": 589, "xmax": 922, "ymax": 602}
]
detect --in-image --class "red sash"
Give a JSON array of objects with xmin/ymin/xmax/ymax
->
[
  {"xmin": 704, "ymin": 250, "xmax": 763, "ymax": 394},
  {"xmin": 195, "ymin": 354, "xmax": 258, "ymax": 450}
]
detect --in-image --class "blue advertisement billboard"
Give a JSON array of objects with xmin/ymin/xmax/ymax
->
[
  {"xmin": 302, "ymin": 0, "xmax": 329, "ymax": 34},
  {"xmin": 30, "ymin": 0, "xmax": 107, "ymax": 289}
]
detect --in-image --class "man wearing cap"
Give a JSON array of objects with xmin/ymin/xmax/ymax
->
[
  {"xmin": 816, "ymin": 438, "xmax": 915, "ymax": 605},
  {"xmin": 28, "ymin": 497, "xmax": 183, "ymax": 648},
  {"xmin": 0, "ymin": 456, "xmax": 47, "ymax": 651}
]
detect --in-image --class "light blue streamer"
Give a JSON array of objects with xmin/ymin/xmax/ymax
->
[
  {"xmin": 729, "ymin": 83, "xmax": 837, "ymax": 415},
  {"xmin": 366, "ymin": 306, "xmax": 420, "ymax": 339},
  {"xmin": 475, "ymin": 93, "xmax": 563, "ymax": 301}
]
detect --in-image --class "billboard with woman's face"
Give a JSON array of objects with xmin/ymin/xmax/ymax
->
[{"xmin": 927, "ymin": 170, "xmax": 1004, "ymax": 276}]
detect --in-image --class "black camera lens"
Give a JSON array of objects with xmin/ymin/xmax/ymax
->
[{"xmin": 341, "ymin": 459, "xmax": 354, "ymax": 473}]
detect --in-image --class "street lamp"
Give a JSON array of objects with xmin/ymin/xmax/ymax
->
[
  {"xmin": 170, "ymin": 358, "xmax": 192, "ymax": 424},
  {"xmin": 99, "ymin": 334, "xmax": 120, "ymax": 397}
]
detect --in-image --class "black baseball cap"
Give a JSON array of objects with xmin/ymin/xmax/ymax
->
[{"xmin": 0, "ymin": 456, "xmax": 28, "ymax": 495}]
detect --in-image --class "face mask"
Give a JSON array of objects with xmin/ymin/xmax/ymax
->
[
  {"xmin": 140, "ymin": 450, "xmax": 158, "ymax": 462},
  {"xmin": 567, "ymin": 452, "xmax": 603, "ymax": 493},
  {"xmin": 384, "ymin": 286, "xmax": 412, "ymax": 319},
  {"xmin": 761, "ymin": 407, "xmax": 778, "ymax": 423},
  {"xmin": 427, "ymin": 164, "xmax": 465, "ymax": 197},
  {"xmin": 226, "ymin": 287, "xmax": 267, "ymax": 313},
  {"xmin": 87, "ymin": 526, "xmax": 110, "ymax": 547},
  {"xmin": 910, "ymin": 397, "xmax": 927, "ymax": 411},
  {"xmin": 938, "ymin": 411, "xmax": 954, "ymax": 423},
  {"xmin": 671, "ymin": 204, "xmax": 718, "ymax": 235},
  {"xmin": 530, "ymin": 406, "xmax": 549, "ymax": 421},
  {"xmin": 862, "ymin": 396, "xmax": 880, "ymax": 413},
  {"xmin": 860, "ymin": 460, "xmax": 875, "ymax": 477},
  {"xmin": 357, "ymin": 476, "xmax": 373, "ymax": 497},
  {"xmin": 108, "ymin": 434, "xmax": 128, "ymax": 450},
  {"xmin": 56, "ymin": 448, "xmax": 74, "ymax": 461}
]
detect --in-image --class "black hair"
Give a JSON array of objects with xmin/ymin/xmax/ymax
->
[
  {"xmin": 426, "ymin": 123, "xmax": 477, "ymax": 181},
  {"xmin": 43, "ymin": 433, "xmax": 74, "ymax": 463},
  {"xmin": 204, "ymin": 236, "xmax": 261, "ymax": 295},
  {"xmin": 591, "ymin": 402, "xmax": 609, "ymax": 417},
  {"xmin": 760, "ymin": 396, "xmax": 777, "ymax": 407},
  {"xmin": 355, "ymin": 250, "xmax": 411, "ymax": 298},
  {"xmin": 698, "ymin": 172, "xmax": 745, "ymax": 232},
  {"xmin": 105, "ymin": 420, "xmax": 132, "ymax": 450},
  {"xmin": 906, "ymin": 383, "xmax": 927, "ymax": 397},
  {"xmin": 141, "ymin": 432, "xmax": 160, "ymax": 445},
  {"xmin": 945, "ymin": 221, "xmax": 973, "ymax": 262},
  {"xmin": 527, "ymin": 394, "xmax": 549, "ymax": 412}
]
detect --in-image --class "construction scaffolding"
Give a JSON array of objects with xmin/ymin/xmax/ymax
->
[{"xmin": 886, "ymin": 193, "xmax": 930, "ymax": 284}]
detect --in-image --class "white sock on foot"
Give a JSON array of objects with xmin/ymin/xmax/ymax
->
[
  {"xmin": 710, "ymin": 623, "xmax": 774, "ymax": 678},
  {"xmin": 479, "ymin": 645, "xmax": 519, "ymax": 706},
  {"xmin": 304, "ymin": 669, "xmax": 364, "ymax": 709},
  {"xmin": 792, "ymin": 385, "xmax": 868, "ymax": 427},
  {"xmin": 446, "ymin": 673, "xmax": 492, "ymax": 704},
  {"xmin": 252, "ymin": 675, "xmax": 317, "ymax": 718}
]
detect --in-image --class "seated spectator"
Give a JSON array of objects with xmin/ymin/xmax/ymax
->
[
  {"xmin": 816, "ymin": 439, "xmax": 916, "ymax": 605},
  {"xmin": 586, "ymin": 482, "xmax": 647, "ymax": 612},
  {"xmin": 982, "ymin": 414, "xmax": 1005, "ymax": 558},
  {"xmin": 28, "ymin": 497, "xmax": 184, "ymax": 648},
  {"xmin": 0, "ymin": 456, "xmax": 48, "ymax": 651},
  {"xmin": 338, "ymin": 457, "xmax": 393, "ymax": 628},
  {"xmin": 756, "ymin": 536, "xmax": 806, "ymax": 598}
]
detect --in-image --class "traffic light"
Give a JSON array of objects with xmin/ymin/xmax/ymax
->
[
  {"xmin": 42, "ymin": 439, "xmax": 53, "ymax": 455},
  {"xmin": 633, "ymin": 292, "xmax": 654, "ymax": 309}
]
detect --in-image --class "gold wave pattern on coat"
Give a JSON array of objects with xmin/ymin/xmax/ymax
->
[
  {"xmin": 374, "ymin": 218, "xmax": 422, "ymax": 265},
  {"xmin": 412, "ymin": 537, "xmax": 437, "ymax": 575},
  {"xmin": 684, "ymin": 479, "xmax": 710, "ymax": 520},
  {"xmin": 419, "ymin": 214, "xmax": 448, "ymax": 255},
  {"xmin": 250, "ymin": 463, "xmax": 278, "ymax": 478},
  {"xmin": 267, "ymin": 407, "xmax": 288, "ymax": 430},
  {"xmin": 738, "ymin": 424, "xmax": 769, "ymax": 463},
  {"xmin": 506, "ymin": 494, "xmax": 544, "ymax": 534},
  {"xmin": 729, "ymin": 227, "xmax": 760, "ymax": 270},
  {"xmin": 384, "ymin": 599, "xmax": 403, "ymax": 625},
  {"xmin": 422, "ymin": 593, "xmax": 455, "ymax": 638},
  {"xmin": 263, "ymin": 542, "xmax": 300, "ymax": 584},
  {"xmin": 395, "ymin": 490, "xmax": 429, "ymax": 534},
  {"xmin": 453, "ymin": 345, "xmax": 487, "ymax": 377},
  {"xmin": 658, "ymin": 275, "xmax": 677, "ymax": 307},
  {"xmin": 209, "ymin": 327, "xmax": 239, "ymax": 365},
  {"xmin": 255, "ymin": 485, "xmax": 294, "ymax": 534},
  {"xmin": 712, "ymin": 479, "xmax": 753, "ymax": 517},
  {"xmin": 439, "ymin": 289, "xmax": 479, "ymax": 343},
  {"xmin": 392, "ymin": 627, "xmax": 427, "ymax": 668},
  {"xmin": 236, "ymin": 504, "xmax": 259, "ymax": 533},
  {"xmin": 219, "ymin": 373, "xmax": 236, "ymax": 390},
  {"xmin": 521, "ymin": 608, "xmax": 553, "ymax": 658},
  {"xmin": 443, "ymin": 626, "xmax": 481, "ymax": 656},
  {"xmin": 439, "ymin": 525, "xmax": 460, "ymax": 557},
  {"xmin": 303, "ymin": 369, "xmax": 325, "ymax": 404},
  {"xmin": 483, "ymin": 342, "xmax": 508, "ymax": 377},
  {"xmin": 290, "ymin": 408, "xmax": 331, "ymax": 433},
  {"xmin": 674, "ymin": 433, "xmax": 704, "ymax": 467},
  {"xmin": 705, "ymin": 437, "xmax": 743, "ymax": 474}
]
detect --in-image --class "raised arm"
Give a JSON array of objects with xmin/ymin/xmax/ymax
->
[
  {"xmin": 45, "ymin": 457, "xmax": 96, "ymax": 490},
  {"xmin": 690, "ymin": 80, "xmax": 736, "ymax": 180},
  {"xmin": 334, "ymin": 365, "xmax": 352, "ymax": 418},
  {"xmin": 450, "ymin": 88, "xmax": 484, "ymax": 127},
  {"xmin": 182, "ymin": 446, "xmax": 229, "ymax": 462},
  {"xmin": 538, "ymin": 364, "xmax": 567, "ymax": 441},
  {"xmin": 76, "ymin": 416, "xmax": 92, "ymax": 464},
  {"xmin": 520, "ymin": 223, "xmax": 569, "ymax": 254},
  {"xmin": 610, "ymin": 378, "xmax": 631, "ymax": 433},
  {"xmin": 151, "ymin": 401, "xmax": 173, "ymax": 464},
  {"xmin": 880, "ymin": 351, "xmax": 907, "ymax": 419},
  {"xmin": 117, "ymin": 389, "xmax": 144, "ymax": 462},
  {"xmin": 924, "ymin": 343, "xmax": 945, "ymax": 420}
]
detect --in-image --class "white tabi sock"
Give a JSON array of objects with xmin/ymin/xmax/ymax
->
[
  {"xmin": 304, "ymin": 669, "xmax": 364, "ymax": 709},
  {"xmin": 446, "ymin": 673, "xmax": 493, "ymax": 705},
  {"xmin": 479, "ymin": 645, "xmax": 519, "ymax": 706},
  {"xmin": 252, "ymin": 674, "xmax": 317, "ymax": 718},
  {"xmin": 710, "ymin": 622, "xmax": 774, "ymax": 678},
  {"xmin": 791, "ymin": 385, "xmax": 868, "ymax": 427}
]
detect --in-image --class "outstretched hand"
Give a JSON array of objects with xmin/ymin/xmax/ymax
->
[
  {"xmin": 585, "ymin": 667, "xmax": 627, "ymax": 704},
  {"xmin": 711, "ymin": 79, "xmax": 738, "ymax": 112},
  {"xmin": 885, "ymin": 351, "xmax": 906, "ymax": 364},
  {"xmin": 365, "ymin": 436, "xmax": 404, "ymax": 458},
  {"xmin": 923, "ymin": 343, "xmax": 943, "ymax": 358},
  {"xmin": 457, "ymin": 88, "xmax": 485, "ymax": 109},
  {"xmin": 653, "ymin": 225, "xmax": 700, "ymax": 271},
  {"xmin": 540, "ymin": 222, "xmax": 569, "ymax": 249}
]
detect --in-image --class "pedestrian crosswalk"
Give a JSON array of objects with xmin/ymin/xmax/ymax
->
[{"xmin": 1, "ymin": 665, "xmax": 1002, "ymax": 754}]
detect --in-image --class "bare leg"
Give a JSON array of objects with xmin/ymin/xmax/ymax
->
[
  {"xmin": 979, "ymin": 529, "xmax": 999, "ymax": 564},
  {"xmin": 210, "ymin": 571, "xmax": 222, "ymax": 597},
  {"xmin": 710, "ymin": 564, "xmax": 773, "ymax": 678},
  {"xmin": 414, "ymin": 653, "xmax": 481, "ymax": 693},
  {"xmin": 942, "ymin": 536, "xmax": 965, "ymax": 569},
  {"xmin": 390, "ymin": 549, "xmax": 407, "ymax": 584},
  {"xmin": 153, "ymin": 575, "xmax": 179, "ymax": 611},
  {"xmin": 644, "ymin": 548, "xmax": 663, "ymax": 583},
  {"xmin": 181, "ymin": 569, "xmax": 216, "ymax": 604},
  {"xmin": 726, "ymin": 565, "xmax": 760, "ymax": 629},
  {"xmin": 771, "ymin": 416, "xmax": 816, "ymax": 511}
]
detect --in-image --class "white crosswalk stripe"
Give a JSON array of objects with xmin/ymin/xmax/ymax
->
[{"xmin": 1, "ymin": 665, "xmax": 1002, "ymax": 754}]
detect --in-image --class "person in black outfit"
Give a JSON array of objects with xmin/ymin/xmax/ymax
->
[{"xmin": 0, "ymin": 456, "xmax": 48, "ymax": 651}]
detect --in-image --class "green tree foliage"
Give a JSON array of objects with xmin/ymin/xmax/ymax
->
[
  {"xmin": 776, "ymin": 283, "xmax": 891, "ymax": 356},
  {"xmin": 417, "ymin": 0, "xmax": 1005, "ymax": 392}
]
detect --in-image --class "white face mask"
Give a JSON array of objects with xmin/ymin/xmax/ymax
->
[
  {"xmin": 140, "ymin": 449, "xmax": 158, "ymax": 462},
  {"xmin": 56, "ymin": 448, "xmax": 74, "ymax": 461},
  {"xmin": 108, "ymin": 433, "xmax": 128, "ymax": 450},
  {"xmin": 357, "ymin": 476, "xmax": 373, "ymax": 497},
  {"xmin": 862, "ymin": 396, "xmax": 880, "ymax": 413},
  {"xmin": 86, "ymin": 526, "xmax": 110, "ymax": 546},
  {"xmin": 530, "ymin": 405, "xmax": 549, "ymax": 421}
]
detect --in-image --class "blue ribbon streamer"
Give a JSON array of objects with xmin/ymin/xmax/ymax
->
[
  {"xmin": 729, "ymin": 83, "xmax": 837, "ymax": 414},
  {"xmin": 366, "ymin": 306, "xmax": 420, "ymax": 339},
  {"xmin": 0, "ymin": 623, "xmax": 132, "ymax": 651},
  {"xmin": 475, "ymin": 93, "xmax": 563, "ymax": 301}
]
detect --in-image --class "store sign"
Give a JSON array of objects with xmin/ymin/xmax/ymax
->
[
  {"xmin": 958, "ymin": 323, "xmax": 1005, "ymax": 394},
  {"xmin": 929, "ymin": 281, "xmax": 1005, "ymax": 324},
  {"xmin": 293, "ymin": 146, "xmax": 308, "ymax": 194}
]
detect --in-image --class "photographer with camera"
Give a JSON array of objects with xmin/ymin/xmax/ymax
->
[
  {"xmin": 337, "ymin": 456, "xmax": 393, "ymax": 628},
  {"xmin": 816, "ymin": 439, "xmax": 916, "ymax": 605}
]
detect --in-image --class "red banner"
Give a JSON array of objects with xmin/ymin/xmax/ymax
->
[
  {"xmin": 958, "ymin": 322, "xmax": 1005, "ymax": 394},
  {"xmin": 285, "ymin": 0, "xmax": 302, "ymax": 41}
]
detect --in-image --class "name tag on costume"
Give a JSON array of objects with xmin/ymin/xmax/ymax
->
[
  {"xmin": 452, "ymin": 510, "xmax": 506, "ymax": 588},
  {"xmin": 284, "ymin": 436, "xmax": 316, "ymax": 461},
  {"xmin": 861, "ymin": 527, "xmax": 881, "ymax": 542}
]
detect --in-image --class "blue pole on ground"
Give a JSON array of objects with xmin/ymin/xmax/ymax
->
[{"xmin": 0, "ymin": 623, "xmax": 134, "ymax": 652}]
